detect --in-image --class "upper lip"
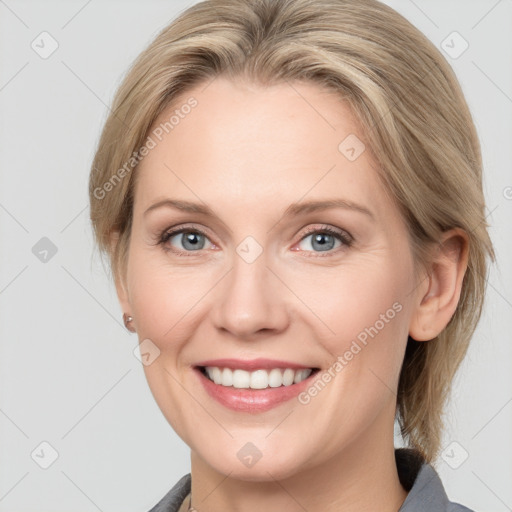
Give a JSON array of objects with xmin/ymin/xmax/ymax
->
[{"xmin": 194, "ymin": 358, "xmax": 317, "ymax": 371}]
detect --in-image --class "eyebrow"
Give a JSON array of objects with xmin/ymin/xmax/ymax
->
[{"xmin": 144, "ymin": 198, "xmax": 374, "ymax": 220}]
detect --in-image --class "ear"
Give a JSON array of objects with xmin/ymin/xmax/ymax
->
[
  {"xmin": 110, "ymin": 230, "xmax": 131, "ymax": 315},
  {"xmin": 409, "ymin": 228, "xmax": 469, "ymax": 342}
]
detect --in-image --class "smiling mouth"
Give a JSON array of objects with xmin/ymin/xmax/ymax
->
[{"xmin": 196, "ymin": 366, "xmax": 321, "ymax": 389}]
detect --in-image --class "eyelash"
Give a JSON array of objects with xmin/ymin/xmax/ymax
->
[{"xmin": 156, "ymin": 224, "xmax": 353, "ymax": 257}]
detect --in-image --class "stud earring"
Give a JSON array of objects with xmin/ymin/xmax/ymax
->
[{"xmin": 123, "ymin": 313, "xmax": 136, "ymax": 333}]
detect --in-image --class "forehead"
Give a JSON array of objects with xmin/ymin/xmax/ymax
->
[{"xmin": 134, "ymin": 77, "xmax": 394, "ymax": 221}]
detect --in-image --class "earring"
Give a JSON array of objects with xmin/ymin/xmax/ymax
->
[{"xmin": 123, "ymin": 313, "xmax": 136, "ymax": 333}]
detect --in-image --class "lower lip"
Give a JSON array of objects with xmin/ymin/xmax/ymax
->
[{"xmin": 194, "ymin": 367, "xmax": 319, "ymax": 413}]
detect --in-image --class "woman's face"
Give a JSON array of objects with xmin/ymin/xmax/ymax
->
[{"xmin": 118, "ymin": 76, "xmax": 425, "ymax": 480}]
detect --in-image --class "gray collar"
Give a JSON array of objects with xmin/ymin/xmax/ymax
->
[
  {"xmin": 148, "ymin": 448, "xmax": 474, "ymax": 512},
  {"xmin": 395, "ymin": 448, "xmax": 473, "ymax": 511}
]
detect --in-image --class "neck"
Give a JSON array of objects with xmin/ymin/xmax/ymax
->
[{"xmin": 188, "ymin": 409, "xmax": 408, "ymax": 512}]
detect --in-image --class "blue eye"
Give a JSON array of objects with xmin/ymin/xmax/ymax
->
[
  {"xmin": 296, "ymin": 225, "xmax": 352, "ymax": 254},
  {"xmin": 160, "ymin": 228, "xmax": 213, "ymax": 252},
  {"xmin": 300, "ymin": 231, "xmax": 341, "ymax": 252},
  {"xmin": 158, "ymin": 224, "xmax": 352, "ymax": 256}
]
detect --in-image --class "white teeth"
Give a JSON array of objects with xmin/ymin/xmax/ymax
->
[
  {"xmin": 222, "ymin": 368, "xmax": 233, "ymax": 386},
  {"xmin": 294, "ymin": 369, "xmax": 312, "ymax": 384},
  {"xmin": 268, "ymin": 368, "xmax": 283, "ymax": 388},
  {"xmin": 203, "ymin": 367, "xmax": 313, "ymax": 389},
  {"xmin": 250, "ymin": 369, "xmax": 268, "ymax": 389},
  {"xmin": 282, "ymin": 368, "xmax": 295, "ymax": 386},
  {"xmin": 233, "ymin": 369, "xmax": 250, "ymax": 388}
]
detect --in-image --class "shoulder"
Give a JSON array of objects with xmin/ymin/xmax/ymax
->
[
  {"xmin": 448, "ymin": 505, "xmax": 475, "ymax": 512},
  {"xmin": 147, "ymin": 473, "xmax": 191, "ymax": 512},
  {"xmin": 396, "ymin": 448, "xmax": 475, "ymax": 512}
]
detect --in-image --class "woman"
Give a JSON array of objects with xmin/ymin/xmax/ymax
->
[{"xmin": 89, "ymin": 0, "xmax": 494, "ymax": 510}]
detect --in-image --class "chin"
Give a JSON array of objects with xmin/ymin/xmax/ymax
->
[{"xmin": 194, "ymin": 437, "xmax": 316, "ymax": 482}]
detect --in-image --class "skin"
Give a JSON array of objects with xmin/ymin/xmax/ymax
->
[{"xmin": 113, "ymin": 76, "xmax": 468, "ymax": 512}]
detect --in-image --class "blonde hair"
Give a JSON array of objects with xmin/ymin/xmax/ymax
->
[{"xmin": 89, "ymin": 0, "xmax": 494, "ymax": 462}]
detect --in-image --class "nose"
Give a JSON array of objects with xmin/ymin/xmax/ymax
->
[{"xmin": 212, "ymin": 247, "xmax": 290, "ymax": 340}]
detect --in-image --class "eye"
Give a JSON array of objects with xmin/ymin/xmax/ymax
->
[
  {"xmin": 294, "ymin": 225, "xmax": 353, "ymax": 255},
  {"xmin": 157, "ymin": 223, "xmax": 353, "ymax": 257},
  {"xmin": 158, "ymin": 226, "xmax": 215, "ymax": 255}
]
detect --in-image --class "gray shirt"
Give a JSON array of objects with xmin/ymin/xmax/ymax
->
[{"xmin": 147, "ymin": 448, "xmax": 474, "ymax": 512}]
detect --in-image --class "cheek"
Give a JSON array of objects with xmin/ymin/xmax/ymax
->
[
  {"xmin": 293, "ymin": 266, "xmax": 412, "ymax": 443},
  {"xmin": 303, "ymin": 257, "xmax": 413, "ymax": 389},
  {"xmin": 127, "ymin": 251, "xmax": 215, "ymax": 347},
  {"xmin": 126, "ymin": 251, "xmax": 210, "ymax": 440},
  {"xmin": 302, "ymin": 259, "xmax": 409, "ymax": 341}
]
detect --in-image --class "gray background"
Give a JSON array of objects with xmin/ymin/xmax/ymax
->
[{"xmin": 0, "ymin": 0, "xmax": 511, "ymax": 510}]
